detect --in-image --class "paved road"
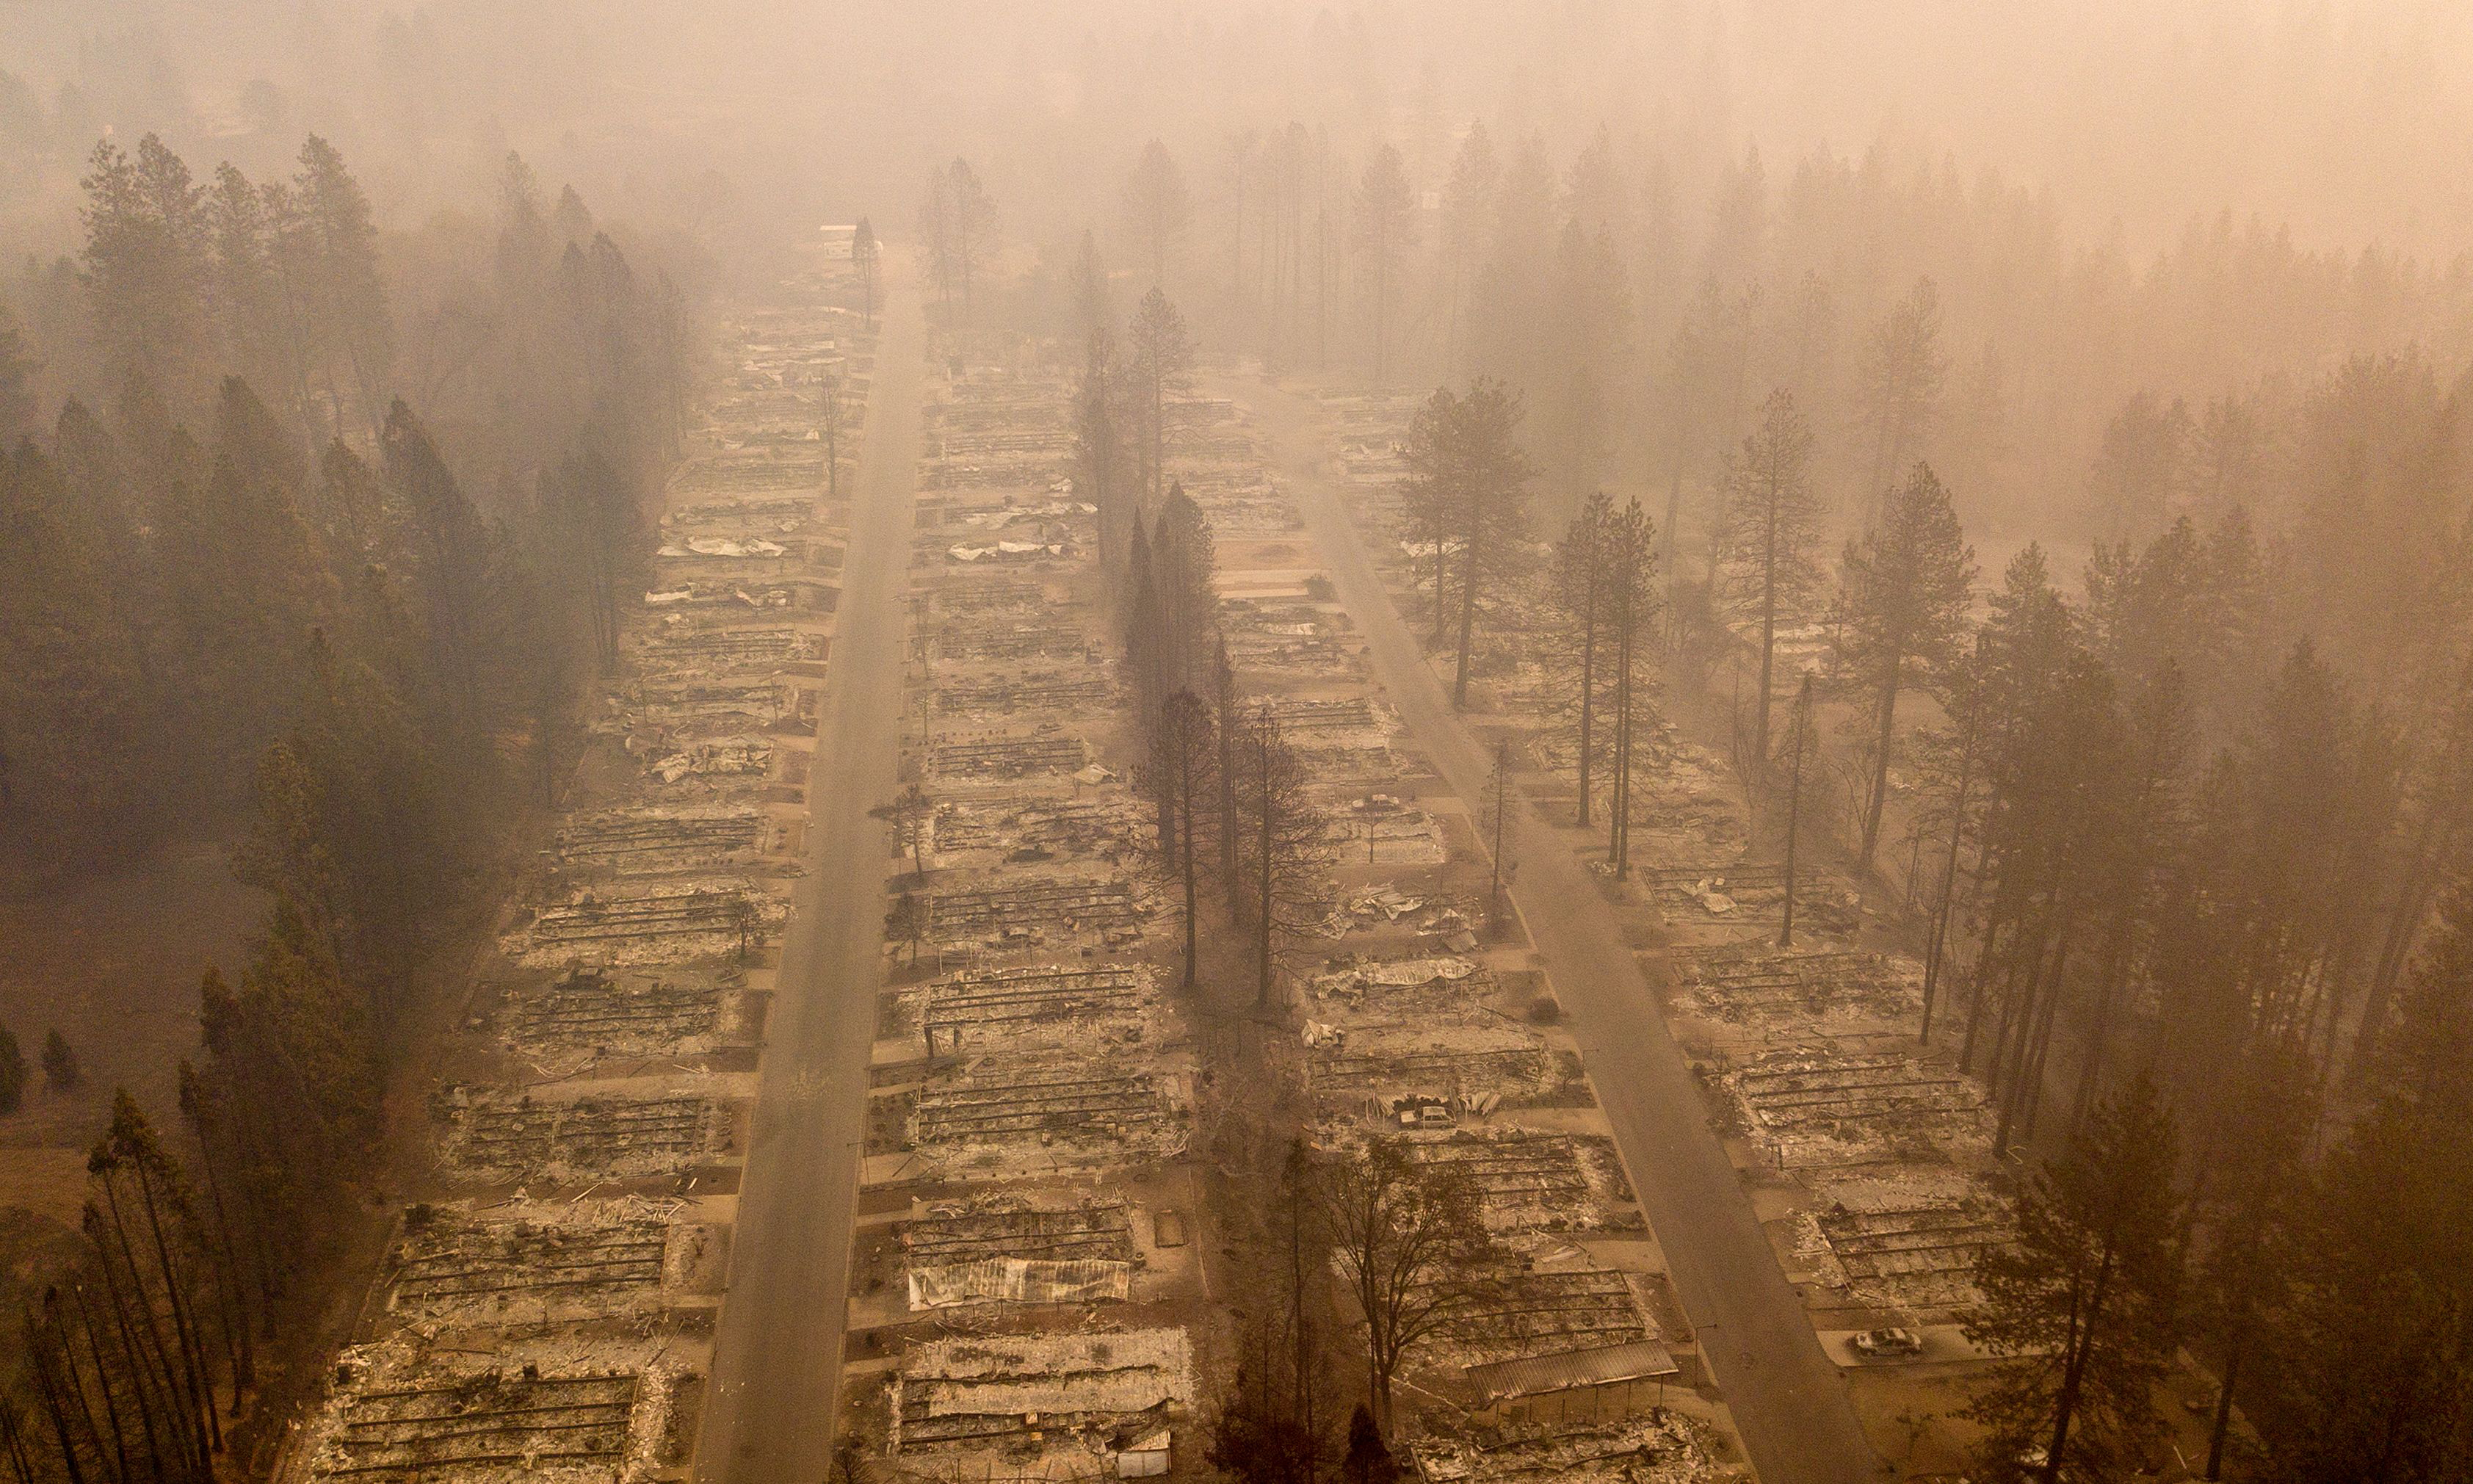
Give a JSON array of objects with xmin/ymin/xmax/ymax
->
[
  {"xmin": 698, "ymin": 287, "xmax": 924, "ymax": 1484},
  {"xmin": 1237, "ymin": 377, "xmax": 1880, "ymax": 1484}
]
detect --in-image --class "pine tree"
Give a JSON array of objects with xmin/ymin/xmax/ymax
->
[
  {"xmin": 1965, "ymin": 1076, "xmax": 2184, "ymax": 1483},
  {"xmin": 1535, "ymin": 221, "xmax": 1631, "ymax": 526},
  {"xmin": 1150, "ymin": 690, "xmax": 1218, "ymax": 989},
  {"xmin": 80, "ymin": 134, "xmax": 212, "ymax": 406},
  {"xmin": 0, "ymin": 1026, "xmax": 22, "ymax": 1113},
  {"xmin": 919, "ymin": 159, "xmax": 997, "ymax": 325},
  {"xmin": 2185, "ymin": 1033, "xmax": 2315, "ymax": 1480},
  {"xmin": 380, "ymin": 399, "xmax": 500, "ymax": 728},
  {"xmin": 1715, "ymin": 388, "xmax": 1824, "ymax": 785},
  {"xmin": 0, "ymin": 300, "xmax": 38, "ymax": 440},
  {"xmin": 204, "ymin": 163, "xmax": 309, "ymax": 438},
  {"xmin": 1397, "ymin": 378, "xmax": 1537, "ymax": 706},
  {"xmin": 1126, "ymin": 287, "xmax": 1193, "ymax": 504},
  {"xmin": 0, "ymin": 441, "xmax": 162, "ymax": 861},
  {"xmin": 1126, "ymin": 520, "xmax": 1166, "ymax": 730},
  {"xmin": 1123, "ymin": 140, "xmax": 1191, "ymax": 289},
  {"xmin": 1550, "ymin": 492, "xmax": 1616, "ymax": 828},
  {"xmin": 1834, "ymin": 460, "xmax": 1977, "ymax": 867},
  {"xmin": 1438, "ymin": 123, "xmax": 1499, "ymax": 370},
  {"xmin": 2252, "ymin": 883, "xmax": 2473, "ymax": 1480},
  {"xmin": 1074, "ymin": 326, "xmax": 1137, "ymax": 587},
  {"xmin": 2083, "ymin": 391, "xmax": 2195, "ymax": 546},
  {"xmin": 535, "ymin": 440, "xmax": 643, "ymax": 674},
  {"xmin": 1352, "ymin": 144, "xmax": 1417, "ymax": 382},
  {"xmin": 41, "ymin": 1029, "xmax": 79, "ymax": 1093},
  {"xmin": 1856, "ymin": 277, "xmax": 1946, "ymax": 521},
  {"xmin": 1231, "ymin": 705, "xmax": 1332, "ymax": 1010},
  {"xmin": 1151, "ymin": 482, "xmax": 1220, "ymax": 695},
  {"xmin": 1068, "ymin": 230, "xmax": 1111, "ymax": 342}
]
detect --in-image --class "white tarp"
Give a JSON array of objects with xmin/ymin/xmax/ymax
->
[{"xmin": 657, "ymin": 536, "xmax": 789, "ymax": 559}]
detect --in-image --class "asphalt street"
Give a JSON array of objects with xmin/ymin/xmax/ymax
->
[
  {"xmin": 695, "ymin": 285, "xmax": 924, "ymax": 1484},
  {"xmin": 1234, "ymin": 373, "xmax": 1883, "ymax": 1484}
]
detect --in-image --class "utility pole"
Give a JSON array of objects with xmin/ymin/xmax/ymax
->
[
  {"xmin": 1778, "ymin": 672, "xmax": 1811, "ymax": 948},
  {"xmin": 1488, "ymin": 736, "xmax": 1515, "ymax": 924}
]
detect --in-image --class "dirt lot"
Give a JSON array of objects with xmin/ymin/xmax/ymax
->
[{"xmin": 0, "ymin": 837, "xmax": 262, "ymax": 1218}]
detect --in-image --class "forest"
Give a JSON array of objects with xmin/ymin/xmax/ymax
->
[
  {"xmin": 1, "ymin": 122, "xmax": 696, "ymax": 1483},
  {"xmin": 5, "ymin": 5, "xmax": 2473, "ymax": 1484}
]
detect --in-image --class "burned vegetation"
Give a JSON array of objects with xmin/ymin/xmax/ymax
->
[{"xmin": 13, "ymin": 13, "xmax": 2473, "ymax": 1484}]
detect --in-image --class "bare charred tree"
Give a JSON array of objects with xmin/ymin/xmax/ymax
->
[
  {"xmin": 1214, "ymin": 636, "xmax": 1241, "ymax": 891},
  {"xmin": 1776, "ymin": 672, "xmax": 1815, "ymax": 947},
  {"xmin": 1602, "ymin": 499, "xmax": 1662, "ymax": 877},
  {"xmin": 1909, "ymin": 637, "xmax": 1990, "ymax": 1042},
  {"xmin": 1229, "ymin": 703, "xmax": 1331, "ymax": 1012},
  {"xmin": 1314, "ymin": 1140, "xmax": 1497, "ymax": 1433}
]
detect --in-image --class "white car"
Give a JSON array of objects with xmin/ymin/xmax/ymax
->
[{"xmin": 1851, "ymin": 1326, "xmax": 1924, "ymax": 1358}]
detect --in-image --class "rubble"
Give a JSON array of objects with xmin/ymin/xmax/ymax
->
[
  {"xmin": 551, "ymin": 808, "xmax": 767, "ymax": 875},
  {"xmin": 929, "ymin": 793, "xmax": 1145, "ymax": 864},
  {"xmin": 380, "ymin": 1198, "xmax": 704, "ymax": 1325},
  {"xmin": 300, "ymin": 1334, "xmax": 689, "ymax": 1484},
  {"xmin": 433, "ymin": 1088, "xmax": 728, "ymax": 1183},
  {"xmin": 890, "ymin": 1328, "xmax": 1193, "ymax": 1458},
  {"xmin": 897, "ymin": 1055, "xmax": 1189, "ymax": 1175},
  {"xmin": 905, "ymin": 963, "xmax": 1156, "ymax": 1055},
  {"xmin": 900, "ymin": 1193, "xmax": 1140, "ymax": 1264},
  {"xmin": 1408, "ymin": 1414, "xmax": 1720, "ymax": 1484},
  {"xmin": 1727, "ymin": 1051, "xmax": 1988, "ymax": 1168},
  {"xmin": 510, "ymin": 881, "xmax": 786, "ymax": 967},
  {"xmin": 1434, "ymin": 1267, "xmax": 1655, "ymax": 1365},
  {"xmin": 925, "ymin": 877, "xmax": 1145, "ymax": 941},
  {"xmin": 936, "ymin": 674, "xmax": 1112, "ymax": 714},
  {"xmin": 1398, "ymin": 1132, "xmax": 1637, "ymax": 1231},
  {"xmin": 929, "ymin": 734, "xmax": 1088, "ymax": 778}
]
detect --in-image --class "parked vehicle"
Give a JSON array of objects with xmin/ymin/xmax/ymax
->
[{"xmin": 1851, "ymin": 1326, "xmax": 1924, "ymax": 1358}]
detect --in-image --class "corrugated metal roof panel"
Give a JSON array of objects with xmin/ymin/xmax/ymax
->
[{"xmin": 1464, "ymin": 1339, "xmax": 1679, "ymax": 1402}]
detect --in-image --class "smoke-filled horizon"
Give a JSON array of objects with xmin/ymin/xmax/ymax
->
[{"xmin": 7, "ymin": 9, "xmax": 2473, "ymax": 1484}]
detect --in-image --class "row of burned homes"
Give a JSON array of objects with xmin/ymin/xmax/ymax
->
[{"xmin": 280, "ymin": 256, "xmax": 875, "ymax": 1484}]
